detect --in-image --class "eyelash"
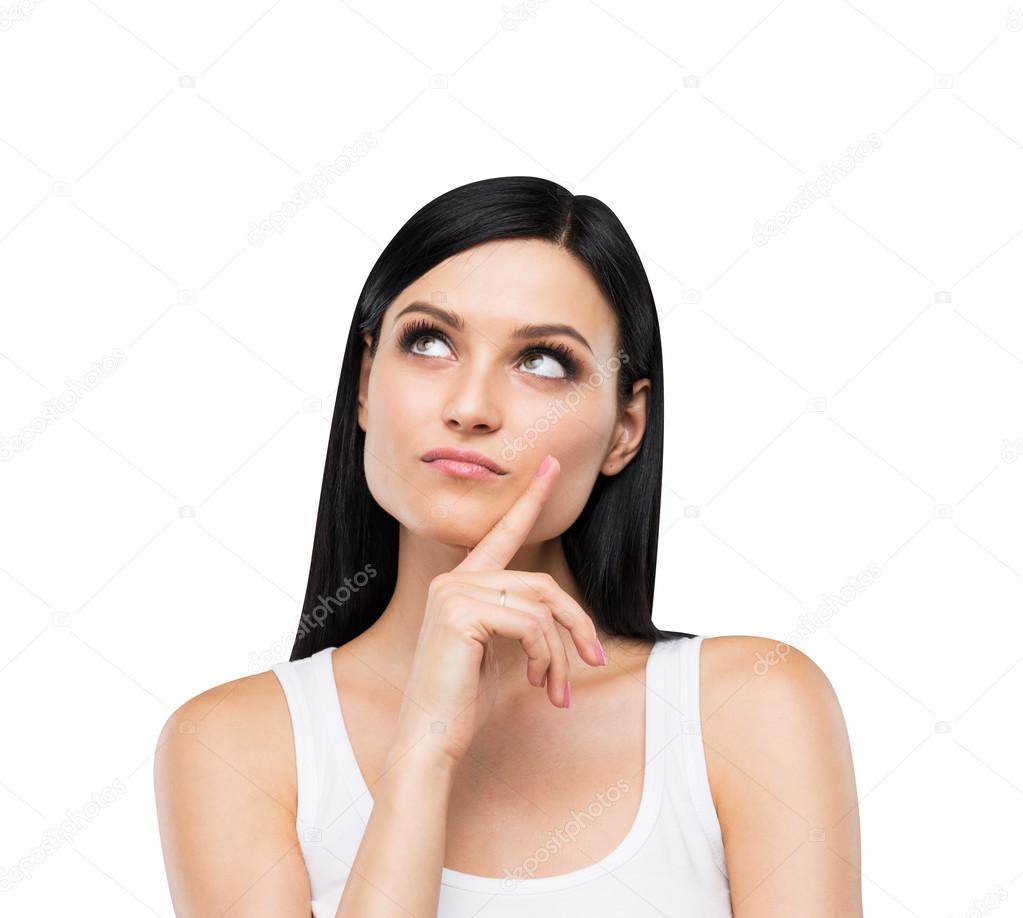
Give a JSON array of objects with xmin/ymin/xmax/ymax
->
[{"xmin": 395, "ymin": 318, "xmax": 580, "ymax": 382}]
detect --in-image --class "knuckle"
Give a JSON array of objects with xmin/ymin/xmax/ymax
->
[
  {"xmin": 432, "ymin": 575, "xmax": 467, "ymax": 603},
  {"xmin": 521, "ymin": 604, "xmax": 546, "ymax": 626},
  {"xmin": 443, "ymin": 593, "xmax": 469, "ymax": 617},
  {"xmin": 523, "ymin": 572, "xmax": 553, "ymax": 601},
  {"xmin": 528, "ymin": 571, "xmax": 553, "ymax": 590},
  {"xmin": 524, "ymin": 619, "xmax": 544, "ymax": 642},
  {"xmin": 441, "ymin": 597, "xmax": 473, "ymax": 630}
]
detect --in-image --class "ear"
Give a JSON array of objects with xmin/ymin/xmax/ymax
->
[
  {"xmin": 602, "ymin": 378, "xmax": 650, "ymax": 476},
  {"xmin": 357, "ymin": 333, "xmax": 374, "ymax": 433}
]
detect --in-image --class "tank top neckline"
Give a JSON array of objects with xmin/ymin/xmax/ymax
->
[{"xmin": 312, "ymin": 636, "xmax": 681, "ymax": 894}]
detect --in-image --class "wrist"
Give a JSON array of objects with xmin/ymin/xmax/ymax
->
[
  {"xmin": 387, "ymin": 708, "xmax": 468, "ymax": 774},
  {"xmin": 386, "ymin": 719, "xmax": 462, "ymax": 771},
  {"xmin": 377, "ymin": 738, "xmax": 458, "ymax": 803}
]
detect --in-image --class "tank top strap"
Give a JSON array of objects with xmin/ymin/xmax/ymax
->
[
  {"xmin": 646, "ymin": 636, "xmax": 676, "ymax": 766},
  {"xmin": 670, "ymin": 635, "xmax": 728, "ymax": 878},
  {"xmin": 270, "ymin": 647, "xmax": 365, "ymax": 838}
]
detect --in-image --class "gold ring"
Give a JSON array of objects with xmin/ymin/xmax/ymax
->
[{"xmin": 498, "ymin": 588, "xmax": 507, "ymax": 607}]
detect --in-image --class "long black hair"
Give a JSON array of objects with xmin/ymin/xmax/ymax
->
[{"xmin": 289, "ymin": 176, "xmax": 693, "ymax": 661}]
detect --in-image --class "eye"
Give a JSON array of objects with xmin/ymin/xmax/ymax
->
[
  {"xmin": 519, "ymin": 350, "xmax": 568, "ymax": 379},
  {"xmin": 397, "ymin": 319, "xmax": 454, "ymax": 359},
  {"xmin": 518, "ymin": 340, "xmax": 580, "ymax": 381},
  {"xmin": 407, "ymin": 333, "xmax": 451, "ymax": 358}
]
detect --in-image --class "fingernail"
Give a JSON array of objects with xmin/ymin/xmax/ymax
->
[
  {"xmin": 563, "ymin": 681, "xmax": 571, "ymax": 708},
  {"xmin": 536, "ymin": 454, "xmax": 552, "ymax": 477},
  {"xmin": 593, "ymin": 638, "xmax": 606, "ymax": 666},
  {"xmin": 541, "ymin": 671, "xmax": 547, "ymax": 687}
]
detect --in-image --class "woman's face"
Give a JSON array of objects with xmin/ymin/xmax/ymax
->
[{"xmin": 357, "ymin": 238, "xmax": 649, "ymax": 550}]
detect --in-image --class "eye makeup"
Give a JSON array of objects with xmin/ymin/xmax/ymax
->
[{"xmin": 395, "ymin": 318, "xmax": 582, "ymax": 382}]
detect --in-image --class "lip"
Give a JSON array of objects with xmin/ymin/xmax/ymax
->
[{"xmin": 420, "ymin": 447, "xmax": 507, "ymax": 478}]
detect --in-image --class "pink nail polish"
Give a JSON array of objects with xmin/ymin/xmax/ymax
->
[
  {"xmin": 536, "ymin": 454, "xmax": 552, "ymax": 477},
  {"xmin": 563, "ymin": 681, "xmax": 571, "ymax": 708},
  {"xmin": 593, "ymin": 638, "xmax": 606, "ymax": 665}
]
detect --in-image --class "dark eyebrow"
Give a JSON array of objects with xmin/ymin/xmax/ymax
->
[{"xmin": 392, "ymin": 301, "xmax": 593, "ymax": 354}]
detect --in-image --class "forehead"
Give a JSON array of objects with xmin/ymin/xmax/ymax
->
[{"xmin": 388, "ymin": 238, "xmax": 618, "ymax": 354}]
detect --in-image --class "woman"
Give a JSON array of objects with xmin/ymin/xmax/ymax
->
[{"xmin": 155, "ymin": 176, "xmax": 862, "ymax": 917}]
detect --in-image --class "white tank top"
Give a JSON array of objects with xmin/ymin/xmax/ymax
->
[{"xmin": 270, "ymin": 634, "xmax": 733, "ymax": 917}]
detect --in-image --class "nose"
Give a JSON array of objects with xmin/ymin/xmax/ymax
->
[{"xmin": 441, "ymin": 364, "xmax": 502, "ymax": 432}]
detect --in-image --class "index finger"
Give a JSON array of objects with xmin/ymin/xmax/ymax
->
[{"xmin": 455, "ymin": 453, "xmax": 560, "ymax": 573}]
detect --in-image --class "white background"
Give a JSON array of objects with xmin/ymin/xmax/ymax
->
[{"xmin": 2, "ymin": 1, "xmax": 1021, "ymax": 915}]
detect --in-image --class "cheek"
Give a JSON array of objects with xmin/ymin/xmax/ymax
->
[
  {"xmin": 526, "ymin": 469, "xmax": 599, "ymax": 543},
  {"xmin": 360, "ymin": 368, "xmax": 430, "ymax": 520},
  {"xmin": 488, "ymin": 411, "xmax": 611, "ymax": 538},
  {"xmin": 502, "ymin": 399, "xmax": 612, "ymax": 478},
  {"xmin": 363, "ymin": 363, "xmax": 429, "ymax": 453}
]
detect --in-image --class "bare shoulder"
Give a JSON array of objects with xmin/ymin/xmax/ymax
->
[
  {"xmin": 696, "ymin": 634, "xmax": 852, "ymax": 797},
  {"xmin": 155, "ymin": 668, "xmax": 297, "ymax": 805},
  {"xmin": 154, "ymin": 669, "xmax": 308, "ymax": 916},
  {"xmin": 696, "ymin": 635, "xmax": 863, "ymax": 915},
  {"xmin": 698, "ymin": 634, "xmax": 840, "ymax": 719}
]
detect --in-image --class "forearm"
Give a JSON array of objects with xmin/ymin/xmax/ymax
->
[{"xmin": 334, "ymin": 727, "xmax": 458, "ymax": 918}]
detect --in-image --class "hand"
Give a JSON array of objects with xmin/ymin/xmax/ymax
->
[{"xmin": 392, "ymin": 454, "xmax": 606, "ymax": 767}]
